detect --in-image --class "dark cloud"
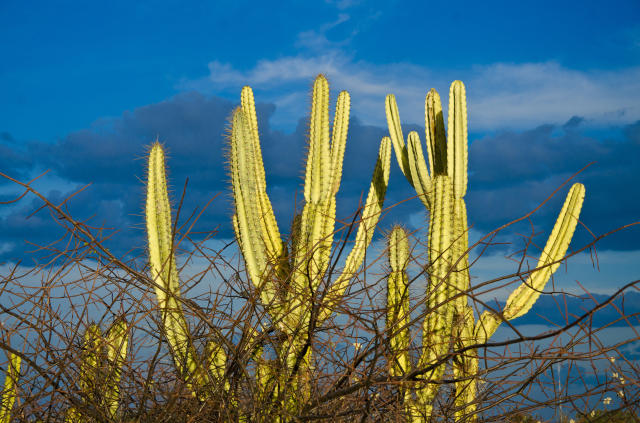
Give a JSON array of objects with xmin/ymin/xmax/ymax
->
[
  {"xmin": 1, "ymin": 132, "xmax": 14, "ymax": 142},
  {"xmin": 0, "ymin": 94, "xmax": 638, "ymax": 263},
  {"xmin": 466, "ymin": 120, "xmax": 640, "ymax": 251},
  {"xmin": 562, "ymin": 115, "xmax": 584, "ymax": 130}
]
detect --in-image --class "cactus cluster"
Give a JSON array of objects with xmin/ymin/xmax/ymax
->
[
  {"xmin": 65, "ymin": 319, "xmax": 129, "ymax": 421},
  {"xmin": 229, "ymin": 75, "xmax": 391, "ymax": 409},
  {"xmin": 384, "ymin": 81, "xmax": 585, "ymax": 422},
  {"xmin": 0, "ymin": 74, "xmax": 589, "ymax": 421}
]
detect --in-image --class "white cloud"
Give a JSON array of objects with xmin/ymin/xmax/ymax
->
[{"xmin": 180, "ymin": 51, "xmax": 640, "ymax": 132}]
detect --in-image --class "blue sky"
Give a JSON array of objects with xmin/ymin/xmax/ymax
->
[{"xmin": 0, "ymin": 0, "xmax": 639, "ymax": 295}]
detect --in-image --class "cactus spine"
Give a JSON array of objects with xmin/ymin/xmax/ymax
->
[
  {"xmin": 0, "ymin": 351, "xmax": 21, "ymax": 423},
  {"xmin": 230, "ymin": 75, "xmax": 391, "ymax": 408},
  {"xmin": 385, "ymin": 81, "xmax": 585, "ymax": 421}
]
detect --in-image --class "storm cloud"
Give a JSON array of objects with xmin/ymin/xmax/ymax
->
[{"xmin": 0, "ymin": 93, "xmax": 638, "ymax": 264}]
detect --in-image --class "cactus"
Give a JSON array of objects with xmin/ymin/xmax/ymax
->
[
  {"xmin": 230, "ymin": 74, "xmax": 391, "ymax": 409},
  {"xmin": 66, "ymin": 320, "xmax": 130, "ymax": 421},
  {"xmin": 145, "ymin": 142, "xmax": 212, "ymax": 393},
  {"xmin": 455, "ymin": 182, "xmax": 585, "ymax": 421},
  {"xmin": 0, "ymin": 351, "xmax": 21, "ymax": 423},
  {"xmin": 385, "ymin": 81, "xmax": 585, "ymax": 421},
  {"xmin": 103, "ymin": 319, "xmax": 128, "ymax": 419},
  {"xmin": 385, "ymin": 226, "xmax": 412, "ymax": 411}
]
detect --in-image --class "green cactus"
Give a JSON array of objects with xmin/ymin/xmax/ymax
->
[
  {"xmin": 0, "ymin": 351, "xmax": 21, "ymax": 423},
  {"xmin": 456, "ymin": 182, "xmax": 585, "ymax": 422},
  {"xmin": 385, "ymin": 81, "xmax": 585, "ymax": 421},
  {"xmin": 79, "ymin": 324, "xmax": 102, "ymax": 399},
  {"xmin": 103, "ymin": 319, "xmax": 128, "ymax": 419},
  {"xmin": 66, "ymin": 320, "xmax": 130, "ymax": 422},
  {"xmin": 385, "ymin": 226, "xmax": 413, "ymax": 411},
  {"xmin": 230, "ymin": 74, "xmax": 391, "ymax": 409},
  {"xmin": 145, "ymin": 142, "xmax": 230, "ymax": 398}
]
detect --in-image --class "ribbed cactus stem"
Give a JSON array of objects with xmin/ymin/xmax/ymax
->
[
  {"xmin": 415, "ymin": 175, "xmax": 457, "ymax": 414},
  {"xmin": 319, "ymin": 135, "xmax": 391, "ymax": 322},
  {"xmin": 230, "ymin": 75, "xmax": 391, "ymax": 414},
  {"xmin": 457, "ymin": 183, "xmax": 586, "ymax": 423},
  {"xmin": 0, "ymin": 352, "xmax": 21, "ymax": 423},
  {"xmin": 145, "ymin": 142, "xmax": 206, "ymax": 388},
  {"xmin": 103, "ymin": 319, "xmax": 128, "ymax": 419},
  {"xmin": 79, "ymin": 324, "xmax": 102, "ymax": 396},
  {"xmin": 425, "ymin": 89, "xmax": 447, "ymax": 177},
  {"xmin": 453, "ymin": 305, "xmax": 478, "ymax": 422},
  {"xmin": 386, "ymin": 226, "xmax": 412, "ymax": 408}
]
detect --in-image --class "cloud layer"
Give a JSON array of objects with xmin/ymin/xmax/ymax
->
[
  {"xmin": 183, "ymin": 53, "xmax": 640, "ymax": 132},
  {"xmin": 0, "ymin": 88, "xmax": 638, "ymax": 266}
]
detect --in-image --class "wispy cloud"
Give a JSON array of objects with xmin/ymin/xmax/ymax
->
[{"xmin": 181, "ymin": 51, "xmax": 640, "ymax": 131}]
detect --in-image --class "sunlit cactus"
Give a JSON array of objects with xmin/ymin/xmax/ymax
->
[
  {"xmin": 458, "ymin": 182, "xmax": 586, "ymax": 421},
  {"xmin": 385, "ymin": 80, "xmax": 586, "ymax": 421},
  {"xmin": 66, "ymin": 320, "xmax": 130, "ymax": 422},
  {"xmin": 79, "ymin": 324, "xmax": 102, "ymax": 398},
  {"xmin": 145, "ymin": 142, "xmax": 210, "ymax": 393},
  {"xmin": 103, "ymin": 319, "xmax": 129, "ymax": 419},
  {"xmin": 230, "ymin": 74, "xmax": 391, "ymax": 407},
  {"xmin": 385, "ymin": 226, "xmax": 412, "ymax": 409},
  {"xmin": 0, "ymin": 351, "xmax": 21, "ymax": 423}
]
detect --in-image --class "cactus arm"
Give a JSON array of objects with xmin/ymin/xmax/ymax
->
[
  {"xmin": 240, "ymin": 87, "xmax": 284, "ymax": 261},
  {"xmin": 305, "ymin": 74, "xmax": 332, "ymax": 204},
  {"xmin": 453, "ymin": 198, "xmax": 471, "ymax": 311},
  {"xmin": 425, "ymin": 89, "xmax": 447, "ymax": 176},
  {"xmin": 406, "ymin": 131, "xmax": 432, "ymax": 210},
  {"xmin": 462, "ymin": 183, "xmax": 585, "ymax": 422},
  {"xmin": 230, "ymin": 110, "xmax": 282, "ymax": 315},
  {"xmin": 79, "ymin": 324, "xmax": 102, "ymax": 396},
  {"xmin": 146, "ymin": 143, "xmax": 204, "ymax": 384},
  {"xmin": 0, "ymin": 352, "xmax": 21, "ymax": 423},
  {"xmin": 502, "ymin": 183, "xmax": 586, "ymax": 320},
  {"xmin": 385, "ymin": 94, "xmax": 413, "ymax": 186},
  {"xmin": 103, "ymin": 320, "xmax": 128, "ymax": 419},
  {"xmin": 319, "ymin": 136, "xmax": 391, "ymax": 322},
  {"xmin": 447, "ymin": 81, "xmax": 468, "ymax": 199},
  {"xmin": 294, "ymin": 76, "xmax": 348, "ymax": 295},
  {"xmin": 329, "ymin": 91, "xmax": 350, "ymax": 196}
]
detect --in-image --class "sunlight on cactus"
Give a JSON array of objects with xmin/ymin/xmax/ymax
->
[
  {"xmin": 0, "ymin": 351, "xmax": 20, "ymax": 423},
  {"xmin": 385, "ymin": 80, "xmax": 585, "ymax": 422},
  {"xmin": 230, "ymin": 74, "xmax": 391, "ymax": 409}
]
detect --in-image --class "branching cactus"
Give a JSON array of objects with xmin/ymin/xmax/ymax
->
[
  {"xmin": 145, "ymin": 142, "xmax": 226, "ymax": 395},
  {"xmin": 230, "ymin": 74, "xmax": 391, "ymax": 407},
  {"xmin": 385, "ymin": 81, "xmax": 586, "ymax": 421},
  {"xmin": 0, "ymin": 351, "xmax": 21, "ymax": 423},
  {"xmin": 454, "ymin": 182, "xmax": 585, "ymax": 422},
  {"xmin": 386, "ymin": 82, "xmax": 471, "ymax": 419}
]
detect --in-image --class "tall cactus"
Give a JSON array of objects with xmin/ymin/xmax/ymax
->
[
  {"xmin": 454, "ymin": 182, "xmax": 585, "ymax": 422},
  {"xmin": 385, "ymin": 81, "xmax": 585, "ymax": 421},
  {"xmin": 385, "ymin": 226, "xmax": 412, "ymax": 412},
  {"xmin": 145, "ymin": 142, "xmax": 225, "ymax": 395},
  {"xmin": 230, "ymin": 74, "xmax": 391, "ymax": 408},
  {"xmin": 0, "ymin": 351, "xmax": 21, "ymax": 423}
]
